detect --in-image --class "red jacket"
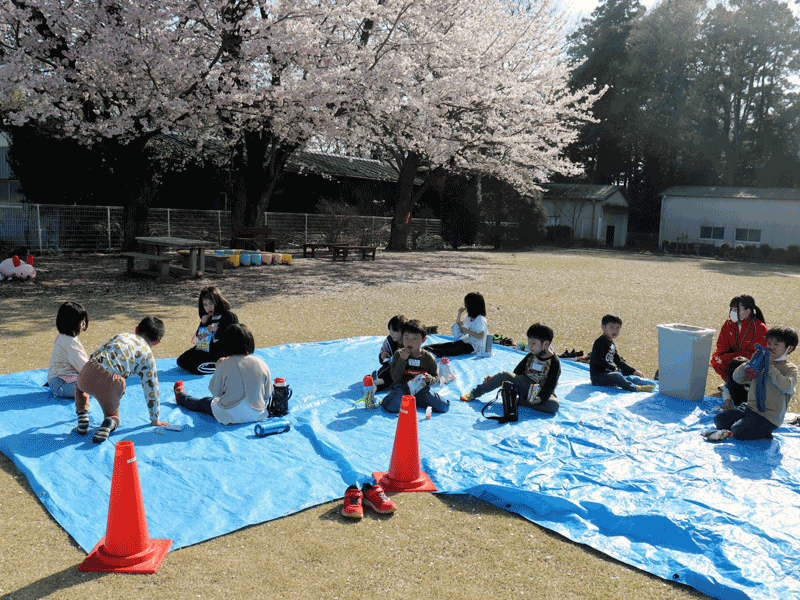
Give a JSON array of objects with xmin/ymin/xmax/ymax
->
[{"xmin": 710, "ymin": 316, "xmax": 767, "ymax": 380}]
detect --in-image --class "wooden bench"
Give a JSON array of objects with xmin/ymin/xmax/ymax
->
[
  {"xmin": 120, "ymin": 252, "xmax": 173, "ymax": 280},
  {"xmin": 331, "ymin": 245, "xmax": 377, "ymax": 261},
  {"xmin": 207, "ymin": 254, "xmax": 229, "ymax": 275},
  {"xmin": 302, "ymin": 243, "xmax": 333, "ymax": 258},
  {"xmin": 232, "ymin": 226, "xmax": 276, "ymax": 252}
]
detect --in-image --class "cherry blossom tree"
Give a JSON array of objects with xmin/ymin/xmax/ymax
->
[
  {"xmin": 0, "ymin": 0, "xmax": 599, "ymax": 251},
  {"xmin": 338, "ymin": 0, "xmax": 602, "ymax": 249},
  {"xmin": 0, "ymin": 0, "xmax": 221, "ymax": 246}
]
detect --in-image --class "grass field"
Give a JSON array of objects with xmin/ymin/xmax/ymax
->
[{"xmin": 1, "ymin": 247, "xmax": 798, "ymax": 600}]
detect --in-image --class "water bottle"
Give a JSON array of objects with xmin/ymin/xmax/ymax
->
[
  {"xmin": 439, "ymin": 358, "xmax": 455, "ymax": 384},
  {"xmin": 268, "ymin": 377, "xmax": 292, "ymax": 417},
  {"xmin": 360, "ymin": 375, "xmax": 378, "ymax": 409},
  {"xmin": 254, "ymin": 419, "xmax": 291, "ymax": 437}
]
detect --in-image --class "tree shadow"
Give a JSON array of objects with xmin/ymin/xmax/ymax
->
[
  {"xmin": 698, "ymin": 260, "xmax": 800, "ymax": 278},
  {"xmin": 0, "ymin": 250, "xmax": 494, "ymax": 335}
]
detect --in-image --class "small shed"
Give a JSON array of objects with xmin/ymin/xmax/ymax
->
[
  {"xmin": 541, "ymin": 183, "xmax": 630, "ymax": 246},
  {"xmin": 658, "ymin": 186, "xmax": 800, "ymax": 249}
]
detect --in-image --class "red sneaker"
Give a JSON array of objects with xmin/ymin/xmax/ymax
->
[
  {"xmin": 362, "ymin": 483, "xmax": 397, "ymax": 514},
  {"xmin": 342, "ymin": 485, "xmax": 363, "ymax": 519}
]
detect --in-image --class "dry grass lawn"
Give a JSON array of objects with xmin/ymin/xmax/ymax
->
[{"xmin": 2, "ymin": 247, "xmax": 798, "ymax": 600}]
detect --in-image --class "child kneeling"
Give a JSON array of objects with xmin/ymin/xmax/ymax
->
[
  {"xmin": 460, "ymin": 323, "xmax": 561, "ymax": 414},
  {"xmin": 174, "ymin": 324, "xmax": 273, "ymax": 424},
  {"xmin": 382, "ymin": 319, "xmax": 449, "ymax": 414}
]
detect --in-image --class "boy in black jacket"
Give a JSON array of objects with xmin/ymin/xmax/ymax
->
[
  {"xmin": 590, "ymin": 314, "xmax": 654, "ymax": 393},
  {"xmin": 460, "ymin": 323, "xmax": 561, "ymax": 414}
]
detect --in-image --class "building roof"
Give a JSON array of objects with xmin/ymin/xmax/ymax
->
[
  {"xmin": 661, "ymin": 186, "xmax": 800, "ymax": 200},
  {"xmin": 286, "ymin": 151, "xmax": 399, "ymax": 182},
  {"xmin": 542, "ymin": 183, "xmax": 629, "ymax": 204},
  {"xmin": 156, "ymin": 134, "xmax": 400, "ymax": 183}
]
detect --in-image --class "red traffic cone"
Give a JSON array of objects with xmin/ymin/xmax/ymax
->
[
  {"xmin": 80, "ymin": 441, "xmax": 172, "ymax": 573},
  {"xmin": 373, "ymin": 395, "xmax": 437, "ymax": 492}
]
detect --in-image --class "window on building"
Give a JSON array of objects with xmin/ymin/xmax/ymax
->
[
  {"xmin": 735, "ymin": 228, "xmax": 761, "ymax": 243},
  {"xmin": 700, "ymin": 226, "xmax": 724, "ymax": 240}
]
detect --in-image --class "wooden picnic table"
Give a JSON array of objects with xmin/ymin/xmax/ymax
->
[{"xmin": 131, "ymin": 236, "xmax": 215, "ymax": 279}]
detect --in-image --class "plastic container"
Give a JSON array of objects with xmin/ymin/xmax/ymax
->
[
  {"xmin": 249, "ymin": 252, "xmax": 262, "ymax": 266},
  {"xmin": 239, "ymin": 252, "xmax": 252, "ymax": 266},
  {"xmin": 439, "ymin": 358, "xmax": 455, "ymax": 384},
  {"xmin": 656, "ymin": 323, "xmax": 715, "ymax": 401}
]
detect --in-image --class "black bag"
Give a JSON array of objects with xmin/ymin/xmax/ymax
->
[
  {"xmin": 481, "ymin": 381, "xmax": 519, "ymax": 423},
  {"xmin": 267, "ymin": 383, "xmax": 292, "ymax": 417}
]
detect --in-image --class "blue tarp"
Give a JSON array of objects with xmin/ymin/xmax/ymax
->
[{"xmin": 1, "ymin": 335, "xmax": 798, "ymax": 600}]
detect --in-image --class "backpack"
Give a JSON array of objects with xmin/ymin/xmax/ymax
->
[{"xmin": 481, "ymin": 380, "xmax": 519, "ymax": 424}]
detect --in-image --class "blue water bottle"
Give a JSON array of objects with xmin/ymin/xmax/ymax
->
[{"xmin": 254, "ymin": 419, "xmax": 291, "ymax": 437}]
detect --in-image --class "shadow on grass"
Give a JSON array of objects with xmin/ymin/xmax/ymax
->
[
  {"xmin": 698, "ymin": 259, "xmax": 800, "ymax": 278},
  {"xmin": 0, "ymin": 250, "xmax": 493, "ymax": 338},
  {"xmin": 0, "ymin": 565, "xmax": 108, "ymax": 600}
]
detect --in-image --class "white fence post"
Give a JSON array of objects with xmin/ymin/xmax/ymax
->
[
  {"xmin": 107, "ymin": 206, "xmax": 112, "ymax": 250},
  {"xmin": 35, "ymin": 203, "xmax": 42, "ymax": 251},
  {"xmin": 217, "ymin": 210, "xmax": 222, "ymax": 246}
]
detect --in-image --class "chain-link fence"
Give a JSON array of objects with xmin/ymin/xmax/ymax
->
[{"xmin": 0, "ymin": 203, "xmax": 442, "ymax": 252}]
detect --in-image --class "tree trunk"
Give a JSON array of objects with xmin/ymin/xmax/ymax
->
[
  {"xmin": 386, "ymin": 151, "xmax": 422, "ymax": 251},
  {"xmin": 227, "ymin": 130, "xmax": 296, "ymax": 242},
  {"xmin": 120, "ymin": 138, "xmax": 155, "ymax": 251}
]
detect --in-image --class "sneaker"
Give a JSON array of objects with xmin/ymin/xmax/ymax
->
[
  {"xmin": 636, "ymin": 384, "xmax": 655, "ymax": 393},
  {"xmin": 702, "ymin": 429, "xmax": 733, "ymax": 442},
  {"xmin": 341, "ymin": 485, "xmax": 363, "ymax": 519},
  {"xmin": 460, "ymin": 392, "xmax": 472, "ymax": 402},
  {"xmin": 362, "ymin": 483, "xmax": 397, "ymax": 514}
]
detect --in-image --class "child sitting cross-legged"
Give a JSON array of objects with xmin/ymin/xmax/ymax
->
[
  {"xmin": 590, "ymin": 314, "xmax": 654, "ymax": 393},
  {"xmin": 381, "ymin": 319, "xmax": 450, "ymax": 414},
  {"xmin": 460, "ymin": 323, "xmax": 562, "ymax": 414}
]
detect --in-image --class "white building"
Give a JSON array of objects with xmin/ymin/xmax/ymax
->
[
  {"xmin": 659, "ymin": 186, "xmax": 800, "ymax": 249},
  {"xmin": 542, "ymin": 183, "xmax": 630, "ymax": 246}
]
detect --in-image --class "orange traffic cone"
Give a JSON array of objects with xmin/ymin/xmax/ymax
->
[
  {"xmin": 80, "ymin": 440, "xmax": 172, "ymax": 573},
  {"xmin": 372, "ymin": 395, "xmax": 437, "ymax": 492}
]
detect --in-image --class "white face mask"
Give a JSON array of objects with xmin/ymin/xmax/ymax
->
[
  {"xmin": 729, "ymin": 310, "xmax": 739, "ymax": 322},
  {"xmin": 775, "ymin": 347, "xmax": 794, "ymax": 362}
]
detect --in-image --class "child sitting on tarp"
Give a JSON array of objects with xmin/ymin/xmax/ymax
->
[
  {"xmin": 459, "ymin": 323, "xmax": 561, "ymax": 414},
  {"xmin": 590, "ymin": 314, "xmax": 654, "ymax": 393},
  {"xmin": 173, "ymin": 324, "xmax": 273, "ymax": 425},
  {"xmin": 74, "ymin": 316, "xmax": 170, "ymax": 443},
  {"xmin": 48, "ymin": 301, "xmax": 90, "ymax": 399},
  {"xmin": 706, "ymin": 325, "xmax": 798, "ymax": 441},
  {"xmin": 369, "ymin": 314, "xmax": 406, "ymax": 391},
  {"xmin": 381, "ymin": 319, "xmax": 449, "ymax": 414}
]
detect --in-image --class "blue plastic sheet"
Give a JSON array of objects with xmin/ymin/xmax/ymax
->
[{"xmin": 1, "ymin": 336, "xmax": 799, "ymax": 600}]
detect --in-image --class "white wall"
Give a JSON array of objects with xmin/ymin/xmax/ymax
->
[
  {"xmin": 544, "ymin": 199, "xmax": 595, "ymax": 239},
  {"xmin": 544, "ymin": 195, "xmax": 629, "ymax": 245},
  {"xmin": 601, "ymin": 209, "xmax": 628, "ymax": 246},
  {"xmin": 659, "ymin": 196, "xmax": 800, "ymax": 248}
]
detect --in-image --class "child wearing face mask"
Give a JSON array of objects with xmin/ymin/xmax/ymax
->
[
  {"xmin": 710, "ymin": 295, "xmax": 767, "ymax": 408},
  {"xmin": 459, "ymin": 323, "xmax": 562, "ymax": 414},
  {"xmin": 704, "ymin": 325, "xmax": 798, "ymax": 441}
]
